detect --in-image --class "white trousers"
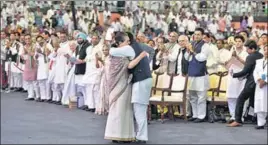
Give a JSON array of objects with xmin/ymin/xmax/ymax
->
[
  {"xmin": 26, "ymin": 80, "xmax": 40, "ymax": 99},
  {"xmin": 52, "ymin": 83, "xmax": 64, "ymax": 101},
  {"xmin": 76, "ymin": 84, "xmax": 86, "ymax": 106},
  {"xmin": 228, "ymin": 98, "xmax": 237, "ymax": 120},
  {"xmin": 133, "ymin": 103, "xmax": 148, "ymax": 141},
  {"xmin": 189, "ymin": 90, "xmax": 207, "ymax": 119},
  {"xmin": 10, "ymin": 72, "xmax": 22, "ymax": 88},
  {"xmin": 85, "ymin": 84, "xmax": 99, "ymax": 109},
  {"xmin": 38, "ymin": 79, "xmax": 49, "ymax": 100},
  {"xmin": 47, "ymin": 82, "xmax": 52, "ymax": 100},
  {"xmin": 257, "ymin": 112, "xmax": 267, "ymax": 126},
  {"xmin": 22, "ymin": 80, "xmax": 28, "ymax": 90}
]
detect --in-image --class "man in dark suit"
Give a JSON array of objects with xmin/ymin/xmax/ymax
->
[
  {"xmin": 228, "ymin": 40, "xmax": 263, "ymax": 127},
  {"xmin": 127, "ymin": 32, "xmax": 152, "ymax": 144}
]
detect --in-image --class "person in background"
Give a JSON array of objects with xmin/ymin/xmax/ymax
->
[{"xmin": 253, "ymin": 45, "xmax": 267, "ymax": 129}]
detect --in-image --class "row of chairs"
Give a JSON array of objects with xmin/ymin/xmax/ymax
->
[{"xmin": 147, "ymin": 71, "xmax": 229, "ymax": 123}]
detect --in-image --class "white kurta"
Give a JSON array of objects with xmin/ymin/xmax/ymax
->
[
  {"xmin": 54, "ymin": 41, "xmax": 72, "ymax": 84},
  {"xmin": 253, "ymin": 58, "xmax": 267, "ymax": 113},
  {"xmin": 226, "ymin": 47, "xmax": 248, "ymax": 99},
  {"xmin": 217, "ymin": 48, "xmax": 231, "ymax": 72},
  {"xmin": 36, "ymin": 45, "xmax": 49, "ymax": 80},
  {"xmin": 206, "ymin": 43, "xmax": 219, "ymax": 74}
]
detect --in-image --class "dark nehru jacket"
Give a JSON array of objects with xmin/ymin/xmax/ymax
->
[
  {"xmin": 75, "ymin": 41, "xmax": 90, "ymax": 75},
  {"xmin": 188, "ymin": 40, "xmax": 207, "ymax": 77},
  {"xmin": 129, "ymin": 40, "xmax": 152, "ymax": 83}
]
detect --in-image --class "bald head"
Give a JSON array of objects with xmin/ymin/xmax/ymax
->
[{"xmin": 178, "ymin": 35, "xmax": 189, "ymax": 47}]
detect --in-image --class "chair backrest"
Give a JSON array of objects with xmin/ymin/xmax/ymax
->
[
  {"xmin": 170, "ymin": 75, "xmax": 187, "ymax": 96},
  {"xmin": 153, "ymin": 72, "xmax": 172, "ymax": 96},
  {"xmin": 207, "ymin": 72, "xmax": 221, "ymax": 96}
]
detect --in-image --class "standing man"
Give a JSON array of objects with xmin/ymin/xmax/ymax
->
[
  {"xmin": 164, "ymin": 32, "xmax": 181, "ymax": 74},
  {"xmin": 127, "ymin": 32, "xmax": 152, "ymax": 143},
  {"xmin": 185, "ymin": 28, "xmax": 210, "ymax": 123},
  {"xmin": 83, "ymin": 33, "xmax": 103, "ymax": 112},
  {"xmin": 35, "ymin": 36, "xmax": 50, "ymax": 102},
  {"xmin": 1, "ymin": 31, "xmax": 8, "ymax": 91},
  {"xmin": 228, "ymin": 40, "xmax": 263, "ymax": 127},
  {"xmin": 226, "ymin": 35, "xmax": 248, "ymax": 124},
  {"xmin": 6, "ymin": 32, "xmax": 24, "ymax": 92},
  {"xmin": 53, "ymin": 31, "xmax": 72, "ymax": 105},
  {"xmin": 73, "ymin": 32, "xmax": 90, "ymax": 109},
  {"xmin": 253, "ymin": 45, "xmax": 267, "ymax": 129}
]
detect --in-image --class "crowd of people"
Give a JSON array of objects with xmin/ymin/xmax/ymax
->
[{"xmin": 1, "ymin": 1, "xmax": 268, "ymax": 144}]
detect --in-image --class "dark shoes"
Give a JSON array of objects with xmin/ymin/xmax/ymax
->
[
  {"xmin": 194, "ymin": 119, "xmax": 205, "ymax": 123},
  {"xmin": 188, "ymin": 117, "xmax": 197, "ymax": 121},
  {"xmin": 135, "ymin": 140, "xmax": 146, "ymax": 144},
  {"xmin": 25, "ymin": 98, "xmax": 34, "ymax": 101},
  {"xmin": 255, "ymin": 126, "xmax": 264, "ymax": 130}
]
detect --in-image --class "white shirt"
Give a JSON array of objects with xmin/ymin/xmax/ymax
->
[
  {"xmin": 103, "ymin": 10, "xmax": 111, "ymax": 21},
  {"xmin": 248, "ymin": 15, "xmax": 254, "ymax": 27},
  {"xmin": 187, "ymin": 20, "xmax": 197, "ymax": 32},
  {"xmin": 208, "ymin": 23, "xmax": 219, "ymax": 35}
]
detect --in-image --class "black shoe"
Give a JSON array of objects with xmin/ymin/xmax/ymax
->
[
  {"xmin": 135, "ymin": 140, "xmax": 146, "ymax": 144},
  {"xmin": 40, "ymin": 99, "xmax": 45, "ymax": 102},
  {"xmin": 112, "ymin": 140, "xmax": 119, "ymax": 143},
  {"xmin": 25, "ymin": 98, "xmax": 34, "ymax": 101},
  {"xmin": 188, "ymin": 117, "xmax": 197, "ymax": 121},
  {"xmin": 35, "ymin": 98, "xmax": 41, "ymax": 102},
  {"xmin": 255, "ymin": 126, "xmax": 264, "ymax": 130},
  {"xmin": 55, "ymin": 101, "xmax": 61, "ymax": 105},
  {"xmin": 22, "ymin": 90, "xmax": 27, "ymax": 93},
  {"xmin": 88, "ymin": 108, "xmax": 96, "ymax": 112},
  {"xmin": 194, "ymin": 118, "xmax": 205, "ymax": 123},
  {"xmin": 79, "ymin": 105, "xmax": 87, "ymax": 110}
]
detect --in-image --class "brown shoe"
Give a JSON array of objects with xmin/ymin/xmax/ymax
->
[{"xmin": 227, "ymin": 121, "xmax": 242, "ymax": 127}]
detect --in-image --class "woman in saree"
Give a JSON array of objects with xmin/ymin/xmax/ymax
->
[
  {"xmin": 104, "ymin": 32, "xmax": 147, "ymax": 143},
  {"xmin": 95, "ymin": 44, "xmax": 110, "ymax": 115}
]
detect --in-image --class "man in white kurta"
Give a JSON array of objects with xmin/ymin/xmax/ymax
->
[
  {"xmin": 226, "ymin": 35, "xmax": 248, "ymax": 123},
  {"xmin": 216, "ymin": 40, "xmax": 231, "ymax": 72},
  {"xmin": 203, "ymin": 34, "xmax": 219, "ymax": 74},
  {"xmin": 253, "ymin": 46, "xmax": 267, "ymax": 129},
  {"xmin": 184, "ymin": 28, "xmax": 210, "ymax": 123},
  {"xmin": 53, "ymin": 32, "xmax": 72, "ymax": 104},
  {"xmin": 83, "ymin": 34, "xmax": 103, "ymax": 112},
  {"xmin": 7, "ymin": 33, "xmax": 24, "ymax": 92},
  {"xmin": 35, "ymin": 36, "xmax": 50, "ymax": 101},
  {"xmin": 164, "ymin": 32, "xmax": 181, "ymax": 74}
]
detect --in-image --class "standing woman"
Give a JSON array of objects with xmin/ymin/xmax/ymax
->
[
  {"xmin": 253, "ymin": 45, "xmax": 267, "ymax": 129},
  {"xmin": 104, "ymin": 32, "xmax": 147, "ymax": 143},
  {"xmin": 95, "ymin": 44, "xmax": 110, "ymax": 115},
  {"xmin": 22, "ymin": 34, "xmax": 39, "ymax": 100}
]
